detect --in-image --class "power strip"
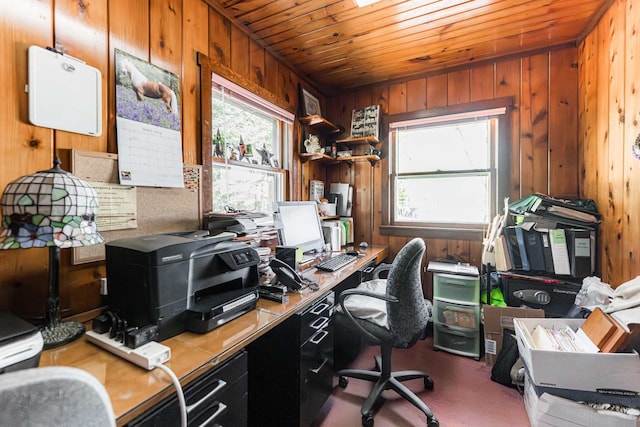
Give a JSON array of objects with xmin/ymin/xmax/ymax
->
[{"xmin": 85, "ymin": 330, "xmax": 171, "ymax": 370}]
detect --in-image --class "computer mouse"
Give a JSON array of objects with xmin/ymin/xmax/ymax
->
[{"xmin": 346, "ymin": 250, "xmax": 360, "ymax": 256}]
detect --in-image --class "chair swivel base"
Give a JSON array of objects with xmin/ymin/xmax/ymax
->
[{"xmin": 338, "ymin": 354, "xmax": 438, "ymax": 427}]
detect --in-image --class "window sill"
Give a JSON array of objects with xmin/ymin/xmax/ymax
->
[
  {"xmin": 379, "ymin": 225, "xmax": 484, "ymax": 241},
  {"xmin": 212, "ymin": 157, "xmax": 286, "ymax": 173}
]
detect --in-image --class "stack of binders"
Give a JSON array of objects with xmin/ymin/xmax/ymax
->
[
  {"xmin": 499, "ymin": 226, "xmax": 594, "ymax": 278},
  {"xmin": 493, "ymin": 193, "xmax": 601, "ymax": 280}
]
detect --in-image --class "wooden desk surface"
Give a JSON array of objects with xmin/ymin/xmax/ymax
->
[{"xmin": 39, "ymin": 245, "xmax": 388, "ymax": 425}]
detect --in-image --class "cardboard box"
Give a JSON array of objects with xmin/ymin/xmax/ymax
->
[
  {"xmin": 483, "ymin": 305, "xmax": 544, "ymax": 367},
  {"xmin": 514, "ymin": 318, "xmax": 640, "ymax": 407},
  {"xmin": 524, "ymin": 376, "xmax": 640, "ymax": 427}
]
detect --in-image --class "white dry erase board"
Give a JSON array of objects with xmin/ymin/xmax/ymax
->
[{"xmin": 27, "ymin": 45, "xmax": 102, "ymax": 136}]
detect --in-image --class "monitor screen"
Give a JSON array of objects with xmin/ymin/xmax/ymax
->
[{"xmin": 276, "ymin": 201, "xmax": 326, "ymax": 254}]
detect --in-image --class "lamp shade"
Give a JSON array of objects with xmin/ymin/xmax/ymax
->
[{"xmin": 0, "ymin": 158, "xmax": 104, "ymax": 250}]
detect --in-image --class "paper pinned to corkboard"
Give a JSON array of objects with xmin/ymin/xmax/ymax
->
[{"xmin": 70, "ymin": 150, "xmax": 202, "ymax": 264}]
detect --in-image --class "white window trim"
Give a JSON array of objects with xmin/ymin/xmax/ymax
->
[
  {"xmin": 389, "ymin": 107, "xmax": 506, "ymax": 129},
  {"xmin": 380, "ymin": 98, "xmax": 513, "ymax": 240}
]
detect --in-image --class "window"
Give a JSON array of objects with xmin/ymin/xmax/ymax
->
[
  {"xmin": 383, "ymin": 99, "xmax": 511, "ymax": 237},
  {"xmin": 209, "ymin": 74, "xmax": 294, "ymax": 214}
]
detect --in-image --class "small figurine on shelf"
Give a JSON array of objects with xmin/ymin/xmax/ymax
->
[
  {"xmin": 229, "ymin": 144, "xmax": 239, "ymax": 161},
  {"xmin": 213, "ymin": 128, "xmax": 225, "ymax": 157},
  {"xmin": 331, "ymin": 143, "xmax": 337, "ymax": 158},
  {"xmin": 239, "ymin": 136, "xmax": 248, "ymax": 161},
  {"xmin": 304, "ymin": 134, "xmax": 321, "ymax": 154},
  {"xmin": 256, "ymin": 145, "xmax": 274, "ymax": 166}
]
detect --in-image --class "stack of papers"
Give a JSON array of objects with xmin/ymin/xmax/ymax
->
[{"xmin": 531, "ymin": 324, "xmax": 599, "ymax": 353}]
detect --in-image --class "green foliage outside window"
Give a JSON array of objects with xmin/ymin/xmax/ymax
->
[{"xmin": 211, "ymin": 88, "xmax": 283, "ymax": 214}]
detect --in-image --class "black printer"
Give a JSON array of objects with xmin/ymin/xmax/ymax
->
[{"xmin": 105, "ymin": 231, "xmax": 260, "ymax": 341}]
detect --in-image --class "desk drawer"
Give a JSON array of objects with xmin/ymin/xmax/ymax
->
[
  {"xmin": 127, "ymin": 350, "xmax": 248, "ymax": 427},
  {"xmin": 298, "ymin": 292, "xmax": 333, "ymax": 343},
  {"xmin": 434, "ymin": 273, "xmax": 479, "ymax": 303}
]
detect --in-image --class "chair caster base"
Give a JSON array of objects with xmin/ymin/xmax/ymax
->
[
  {"xmin": 425, "ymin": 377, "xmax": 434, "ymax": 390},
  {"xmin": 338, "ymin": 376, "xmax": 349, "ymax": 388},
  {"xmin": 362, "ymin": 413, "xmax": 374, "ymax": 427}
]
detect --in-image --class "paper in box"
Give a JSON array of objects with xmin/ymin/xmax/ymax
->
[
  {"xmin": 483, "ymin": 305, "xmax": 544, "ymax": 367},
  {"xmin": 524, "ymin": 376, "xmax": 640, "ymax": 427},
  {"xmin": 514, "ymin": 317, "xmax": 640, "ymax": 408}
]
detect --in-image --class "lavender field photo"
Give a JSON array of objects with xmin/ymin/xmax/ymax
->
[{"xmin": 115, "ymin": 50, "xmax": 181, "ymax": 131}]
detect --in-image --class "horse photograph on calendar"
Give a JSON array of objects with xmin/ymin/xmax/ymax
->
[{"xmin": 115, "ymin": 49, "xmax": 181, "ymax": 131}]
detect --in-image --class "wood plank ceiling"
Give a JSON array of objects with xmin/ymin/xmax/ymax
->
[{"xmin": 207, "ymin": 0, "xmax": 609, "ymax": 92}]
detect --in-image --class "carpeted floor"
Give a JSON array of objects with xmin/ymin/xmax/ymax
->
[{"xmin": 313, "ymin": 335, "xmax": 529, "ymax": 426}]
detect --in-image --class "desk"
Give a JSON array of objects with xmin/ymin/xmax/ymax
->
[{"xmin": 39, "ymin": 245, "xmax": 388, "ymax": 426}]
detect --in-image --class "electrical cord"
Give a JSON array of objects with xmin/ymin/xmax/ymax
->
[{"xmin": 151, "ymin": 362, "xmax": 187, "ymax": 427}]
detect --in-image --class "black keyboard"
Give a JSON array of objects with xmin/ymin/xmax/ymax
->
[{"xmin": 315, "ymin": 253, "xmax": 358, "ymax": 272}]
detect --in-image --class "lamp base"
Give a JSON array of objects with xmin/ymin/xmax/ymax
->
[{"xmin": 40, "ymin": 320, "xmax": 85, "ymax": 349}]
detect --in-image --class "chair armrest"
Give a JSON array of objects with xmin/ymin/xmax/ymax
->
[
  {"xmin": 371, "ymin": 263, "xmax": 392, "ymax": 279},
  {"xmin": 338, "ymin": 288, "xmax": 397, "ymax": 305},
  {"xmin": 338, "ymin": 288, "xmax": 398, "ymax": 343}
]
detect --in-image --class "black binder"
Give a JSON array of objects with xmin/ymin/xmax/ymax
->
[
  {"xmin": 567, "ymin": 229, "xmax": 592, "ymax": 278},
  {"xmin": 523, "ymin": 229, "xmax": 546, "ymax": 272},
  {"xmin": 514, "ymin": 227, "xmax": 530, "ymax": 271},
  {"xmin": 539, "ymin": 232, "xmax": 555, "ymax": 274},
  {"xmin": 503, "ymin": 227, "xmax": 523, "ymax": 270}
]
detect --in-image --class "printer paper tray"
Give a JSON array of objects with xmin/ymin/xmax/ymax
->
[{"xmin": 186, "ymin": 288, "xmax": 258, "ymax": 334}]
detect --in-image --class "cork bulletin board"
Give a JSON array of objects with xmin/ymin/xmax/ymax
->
[{"xmin": 69, "ymin": 150, "xmax": 202, "ymax": 264}]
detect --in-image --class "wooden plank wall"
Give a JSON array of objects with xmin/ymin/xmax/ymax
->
[
  {"xmin": 325, "ymin": 47, "xmax": 581, "ymax": 298},
  {"xmin": 0, "ymin": 0, "xmax": 303, "ymax": 321},
  {"xmin": 1, "ymin": 0, "xmax": 626, "ymax": 321},
  {"xmin": 579, "ymin": 0, "xmax": 640, "ymax": 286}
]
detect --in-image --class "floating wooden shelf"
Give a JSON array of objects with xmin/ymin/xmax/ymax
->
[
  {"xmin": 299, "ymin": 152, "xmax": 380, "ymax": 165},
  {"xmin": 335, "ymin": 136, "xmax": 379, "ymax": 146},
  {"xmin": 298, "ymin": 117, "xmax": 377, "ymax": 165},
  {"xmin": 298, "ymin": 115, "xmax": 342, "ymax": 135}
]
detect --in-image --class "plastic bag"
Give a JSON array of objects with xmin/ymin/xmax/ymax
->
[{"xmin": 574, "ymin": 276, "xmax": 614, "ymax": 310}]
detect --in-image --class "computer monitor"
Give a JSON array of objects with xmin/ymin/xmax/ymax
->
[{"xmin": 276, "ymin": 201, "xmax": 326, "ymax": 255}]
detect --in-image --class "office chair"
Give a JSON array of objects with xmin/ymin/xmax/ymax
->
[
  {"xmin": 0, "ymin": 366, "xmax": 116, "ymax": 427},
  {"xmin": 336, "ymin": 238, "xmax": 438, "ymax": 427}
]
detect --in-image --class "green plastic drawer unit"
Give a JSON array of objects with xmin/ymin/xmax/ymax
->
[
  {"xmin": 433, "ymin": 273, "xmax": 479, "ymax": 303},
  {"xmin": 434, "ymin": 300, "xmax": 480, "ymax": 331},
  {"xmin": 434, "ymin": 324, "xmax": 480, "ymax": 359}
]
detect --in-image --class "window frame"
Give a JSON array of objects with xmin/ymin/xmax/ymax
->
[
  {"xmin": 199, "ymin": 53, "xmax": 295, "ymax": 216},
  {"xmin": 380, "ymin": 97, "xmax": 513, "ymax": 240}
]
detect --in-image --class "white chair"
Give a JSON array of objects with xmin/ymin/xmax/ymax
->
[{"xmin": 0, "ymin": 366, "xmax": 116, "ymax": 427}]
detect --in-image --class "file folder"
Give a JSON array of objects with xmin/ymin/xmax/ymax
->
[
  {"xmin": 322, "ymin": 222, "xmax": 341, "ymax": 251},
  {"xmin": 323, "ymin": 220, "xmax": 345, "ymax": 248},
  {"xmin": 494, "ymin": 235, "xmax": 512, "ymax": 271},
  {"xmin": 508, "ymin": 193, "xmax": 601, "ymax": 227}
]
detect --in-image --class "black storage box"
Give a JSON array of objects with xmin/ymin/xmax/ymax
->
[
  {"xmin": 0, "ymin": 312, "xmax": 43, "ymax": 374},
  {"xmin": 500, "ymin": 274, "xmax": 581, "ymax": 317}
]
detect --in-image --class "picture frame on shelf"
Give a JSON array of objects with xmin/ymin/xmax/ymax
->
[
  {"xmin": 299, "ymin": 85, "xmax": 321, "ymax": 117},
  {"xmin": 351, "ymin": 104, "xmax": 380, "ymax": 139}
]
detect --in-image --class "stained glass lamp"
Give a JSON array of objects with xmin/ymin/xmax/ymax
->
[{"xmin": 0, "ymin": 158, "xmax": 104, "ymax": 349}]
